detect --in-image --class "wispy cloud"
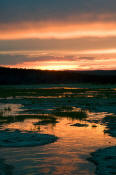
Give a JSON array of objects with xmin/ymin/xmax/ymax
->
[
  {"xmin": 1, "ymin": 48, "xmax": 116, "ymax": 56},
  {"xmin": 0, "ymin": 0, "xmax": 116, "ymax": 70},
  {"xmin": 0, "ymin": 50, "xmax": 116, "ymax": 70},
  {"xmin": 1, "ymin": 0, "xmax": 116, "ymax": 40},
  {"xmin": 1, "ymin": 22, "xmax": 116, "ymax": 40}
]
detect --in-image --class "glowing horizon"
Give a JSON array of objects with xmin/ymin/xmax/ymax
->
[
  {"xmin": 0, "ymin": 0, "xmax": 116, "ymax": 70},
  {"xmin": 0, "ymin": 48, "xmax": 116, "ymax": 70}
]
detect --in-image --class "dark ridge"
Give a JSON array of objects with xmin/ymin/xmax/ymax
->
[{"xmin": 0, "ymin": 67, "xmax": 116, "ymax": 85}]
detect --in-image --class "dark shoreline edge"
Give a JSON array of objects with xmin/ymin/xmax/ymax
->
[
  {"xmin": 88, "ymin": 146, "xmax": 116, "ymax": 175},
  {"xmin": 0, "ymin": 159, "xmax": 14, "ymax": 175},
  {"xmin": 88, "ymin": 115, "xmax": 116, "ymax": 175},
  {"xmin": 0, "ymin": 130, "xmax": 58, "ymax": 174},
  {"xmin": 0, "ymin": 130, "xmax": 58, "ymax": 147}
]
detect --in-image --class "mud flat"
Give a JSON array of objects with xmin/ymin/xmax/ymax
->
[
  {"xmin": 0, "ymin": 85, "xmax": 116, "ymax": 174},
  {"xmin": 89, "ymin": 146, "xmax": 116, "ymax": 175},
  {"xmin": 0, "ymin": 129, "xmax": 58, "ymax": 174},
  {"xmin": 0, "ymin": 130, "xmax": 58, "ymax": 147},
  {"xmin": 103, "ymin": 115, "xmax": 116, "ymax": 138},
  {"xmin": 0, "ymin": 159, "xmax": 13, "ymax": 175},
  {"xmin": 89, "ymin": 115, "xmax": 116, "ymax": 175}
]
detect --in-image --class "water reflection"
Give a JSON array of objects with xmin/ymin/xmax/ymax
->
[
  {"xmin": 0, "ymin": 103, "xmax": 22, "ymax": 116},
  {"xmin": 0, "ymin": 86, "xmax": 116, "ymax": 175},
  {"xmin": 0, "ymin": 116, "xmax": 116, "ymax": 175}
]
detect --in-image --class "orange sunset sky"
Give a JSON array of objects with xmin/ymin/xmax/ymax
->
[{"xmin": 0, "ymin": 0, "xmax": 116, "ymax": 70}]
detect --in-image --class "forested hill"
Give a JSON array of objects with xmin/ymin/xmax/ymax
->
[{"xmin": 0, "ymin": 67, "xmax": 116, "ymax": 85}]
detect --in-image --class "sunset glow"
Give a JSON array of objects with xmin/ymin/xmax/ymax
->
[
  {"xmin": 1, "ymin": 22, "xmax": 116, "ymax": 40},
  {"xmin": 4, "ymin": 56, "xmax": 116, "ymax": 71},
  {"xmin": 0, "ymin": 0, "xmax": 116, "ymax": 70},
  {"xmin": 0, "ymin": 2, "xmax": 116, "ymax": 175}
]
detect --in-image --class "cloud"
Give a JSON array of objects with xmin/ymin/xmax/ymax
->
[
  {"xmin": 1, "ymin": 37, "xmax": 116, "ymax": 52},
  {"xmin": 1, "ymin": 48, "xmax": 116, "ymax": 58},
  {"xmin": 0, "ymin": 54, "xmax": 74, "ymax": 65},
  {"xmin": 0, "ymin": 1, "xmax": 116, "ymax": 40},
  {"xmin": 2, "ymin": 56, "xmax": 116, "ymax": 70},
  {"xmin": 0, "ymin": 0, "xmax": 116, "ymax": 70},
  {"xmin": 1, "ymin": 21, "xmax": 116, "ymax": 40},
  {"xmin": 0, "ymin": 0, "xmax": 116, "ymax": 23},
  {"xmin": 77, "ymin": 57, "xmax": 96, "ymax": 60},
  {"xmin": 0, "ymin": 51, "xmax": 116, "ymax": 71}
]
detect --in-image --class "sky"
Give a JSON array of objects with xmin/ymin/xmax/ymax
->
[{"xmin": 0, "ymin": 0, "xmax": 116, "ymax": 70}]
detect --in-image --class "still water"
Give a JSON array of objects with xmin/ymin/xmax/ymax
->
[{"xmin": 0, "ymin": 85, "xmax": 116, "ymax": 175}]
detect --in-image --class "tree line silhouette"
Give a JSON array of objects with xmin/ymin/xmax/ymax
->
[{"xmin": 0, "ymin": 67, "xmax": 116, "ymax": 85}]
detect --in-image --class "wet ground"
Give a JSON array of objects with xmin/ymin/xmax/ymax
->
[{"xmin": 0, "ymin": 84, "xmax": 116, "ymax": 175}]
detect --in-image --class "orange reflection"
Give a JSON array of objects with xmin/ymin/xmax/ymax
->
[{"xmin": 1, "ymin": 117, "xmax": 116, "ymax": 175}]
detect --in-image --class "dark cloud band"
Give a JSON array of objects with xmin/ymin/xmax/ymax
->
[{"xmin": 0, "ymin": 0, "xmax": 116, "ymax": 23}]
